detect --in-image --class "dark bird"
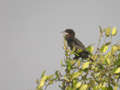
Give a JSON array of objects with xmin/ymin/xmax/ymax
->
[{"xmin": 63, "ymin": 29, "xmax": 90, "ymax": 59}]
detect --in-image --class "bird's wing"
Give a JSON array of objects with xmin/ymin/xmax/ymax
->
[{"xmin": 73, "ymin": 38, "xmax": 86, "ymax": 50}]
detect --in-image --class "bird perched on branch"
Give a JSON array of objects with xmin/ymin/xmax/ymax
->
[{"xmin": 63, "ymin": 29, "xmax": 90, "ymax": 59}]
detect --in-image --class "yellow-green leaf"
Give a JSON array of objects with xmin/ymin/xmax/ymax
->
[
  {"xmin": 105, "ymin": 27, "xmax": 111, "ymax": 37},
  {"xmin": 117, "ymin": 45, "xmax": 120, "ymax": 50},
  {"xmin": 114, "ymin": 84, "xmax": 118, "ymax": 90},
  {"xmin": 66, "ymin": 86, "xmax": 72, "ymax": 90},
  {"xmin": 112, "ymin": 27, "xmax": 117, "ymax": 36},
  {"xmin": 91, "ymin": 55, "xmax": 97, "ymax": 61},
  {"xmin": 47, "ymin": 74, "xmax": 54, "ymax": 80},
  {"xmin": 64, "ymin": 39, "xmax": 67, "ymax": 50},
  {"xmin": 77, "ymin": 60, "xmax": 81, "ymax": 67},
  {"xmin": 39, "ymin": 75, "xmax": 48, "ymax": 88},
  {"xmin": 70, "ymin": 60, "xmax": 76, "ymax": 65},
  {"xmin": 71, "ymin": 47, "xmax": 76, "ymax": 54},
  {"xmin": 60, "ymin": 60, "xmax": 65, "ymax": 67},
  {"xmin": 95, "ymin": 72, "xmax": 100, "ymax": 77},
  {"xmin": 90, "ymin": 80, "xmax": 95, "ymax": 87},
  {"xmin": 101, "ymin": 45, "xmax": 109, "ymax": 53},
  {"xmin": 82, "ymin": 62, "xmax": 90, "ymax": 69},
  {"xmin": 80, "ymin": 84, "xmax": 88, "ymax": 90},
  {"xmin": 99, "ymin": 56, "xmax": 106, "ymax": 64},
  {"xmin": 105, "ymin": 52, "xmax": 111, "ymax": 58},
  {"xmin": 64, "ymin": 39, "xmax": 71, "ymax": 53},
  {"xmin": 48, "ymin": 80, "xmax": 54, "ymax": 85},
  {"xmin": 72, "ymin": 71, "xmax": 82, "ymax": 79},
  {"xmin": 77, "ymin": 48, "xmax": 83, "ymax": 53},
  {"xmin": 64, "ymin": 76, "xmax": 70, "ymax": 82},
  {"xmin": 112, "ymin": 45, "xmax": 118, "ymax": 53},
  {"xmin": 86, "ymin": 45, "xmax": 94, "ymax": 53},
  {"xmin": 106, "ymin": 58, "xmax": 111, "ymax": 65},
  {"xmin": 75, "ymin": 82, "xmax": 81, "ymax": 88},
  {"xmin": 98, "ymin": 83, "xmax": 106, "ymax": 89},
  {"xmin": 114, "ymin": 67, "xmax": 120, "ymax": 74}
]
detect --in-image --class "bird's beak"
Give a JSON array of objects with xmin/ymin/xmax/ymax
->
[{"xmin": 61, "ymin": 31, "xmax": 68, "ymax": 36}]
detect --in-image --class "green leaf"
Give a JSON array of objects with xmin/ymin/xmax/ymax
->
[
  {"xmin": 72, "ymin": 79, "xmax": 78, "ymax": 88},
  {"xmin": 108, "ymin": 84, "xmax": 113, "ymax": 90},
  {"xmin": 66, "ymin": 60, "xmax": 72, "ymax": 71},
  {"xmin": 55, "ymin": 71, "xmax": 60, "ymax": 79},
  {"xmin": 41, "ymin": 70, "xmax": 46, "ymax": 78}
]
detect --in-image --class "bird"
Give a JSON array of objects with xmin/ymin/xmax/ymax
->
[{"xmin": 63, "ymin": 29, "xmax": 90, "ymax": 59}]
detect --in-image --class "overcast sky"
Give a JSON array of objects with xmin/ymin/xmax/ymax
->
[{"xmin": 0, "ymin": 0, "xmax": 120, "ymax": 90}]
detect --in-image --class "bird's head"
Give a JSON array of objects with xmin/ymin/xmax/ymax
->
[{"xmin": 63, "ymin": 29, "xmax": 75, "ymax": 39}]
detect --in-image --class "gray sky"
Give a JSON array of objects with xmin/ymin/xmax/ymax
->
[{"xmin": 0, "ymin": 0, "xmax": 120, "ymax": 90}]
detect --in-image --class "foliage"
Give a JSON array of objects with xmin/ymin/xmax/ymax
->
[{"xmin": 36, "ymin": 26, "xmax": 120, "ymax": 90}]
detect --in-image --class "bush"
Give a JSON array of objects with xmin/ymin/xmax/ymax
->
[{"xmin": 36, "ymin": 26, "xmax": 120, "ymax": 90}]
